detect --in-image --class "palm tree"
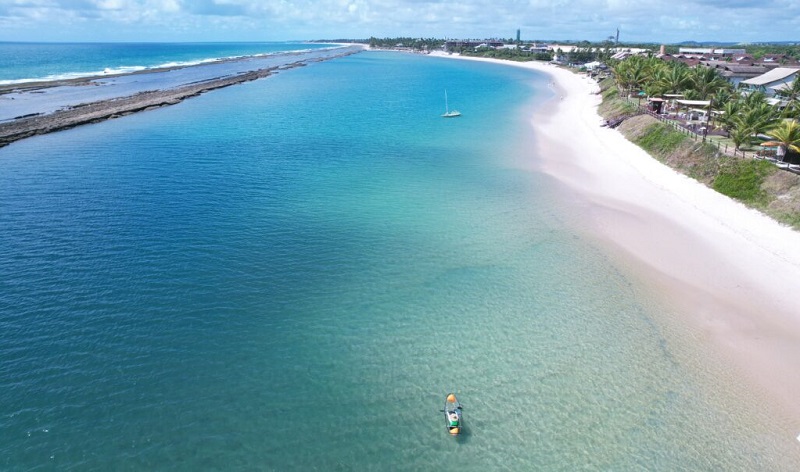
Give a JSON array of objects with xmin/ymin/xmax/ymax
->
[
  {"xmin": 780, "ymin": 101, "xmax": 800, "ymax": 120},
  {"xmin": 612, "ymin": 56, "xmax": 662, "ymax": 97},
  {"xmin": 776, "ymin": 78, "xmax": 800, "ymax": 110},
  {"xmin": 657, "ymin": 64, "xmax": 692, "ymax": 95},
  {"xmin": 717, "ymin": 100, "xmax": 742, "ymax": 134},
  {"xmin": 742, "ymin": 90, "xmax": 769, "ymax": 108},
  {"xmin": 713, "ymin": 88, "xmax": 734, "ymax": 107},
  {"xmin": 730, "ymin": 103, "xmax": 779, "ymax": 150},
  {"xmin": 612, "ymin": 58, "xmax": 647, "ymax": 96},
  {"xmin": 766, "ymin": 119, "xmax": 800, "ymax": 162},
  {"xmin": 690, "ymin": 66, "xmax": 730, "ymax": 100},
  {"xmin": 729, "ymin": 125, "xmax": 754, "ymax": 151}
]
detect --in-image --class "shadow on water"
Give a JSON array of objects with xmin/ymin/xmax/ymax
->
[{"xmin": 454, "ymin": 426, "xmax": 471, "ymax": 444}]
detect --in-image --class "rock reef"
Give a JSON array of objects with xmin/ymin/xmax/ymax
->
[{"xmin": 0, "ymin": 49, "xmax": 358, "ymax": 149}]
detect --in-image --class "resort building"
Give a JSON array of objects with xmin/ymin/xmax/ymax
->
[
  {"xmin": 699, "ymin": 61, "xmax": 769, "ymax": 87},
  {"xmin": 755, "ymin": 54, "xmax": 800, "ymax": 67},
  {"xmin": 740, "ymin": 67, "xmax": 800, "ymax": 97},
  {"xmin": 444, "ymin": 40, "xmax": 504, "ymax": 52},
  {"xmin": 678, "ymin": 47, "xmax": 747, "ymax": 58}
]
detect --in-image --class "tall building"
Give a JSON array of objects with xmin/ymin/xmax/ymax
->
[{"xmin": 516, "ymin": 29, "xmax": 520, "ymax": 42}]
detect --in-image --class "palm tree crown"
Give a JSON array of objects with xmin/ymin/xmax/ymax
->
[{"xmin": 767, "ymin": 119, "xmax": 800, "ymax": 155}]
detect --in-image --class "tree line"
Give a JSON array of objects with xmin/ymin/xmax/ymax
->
[
  {"xmin": 610, "ymin": 56, "xmax": 800, "ymax": 155},
  {"xmin": 366, "ymin": 37, "xmax": 445, "ymax": 51}
]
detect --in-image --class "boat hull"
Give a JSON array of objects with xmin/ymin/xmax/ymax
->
[{"xmin": 444, "ymin": 393, "xmax": 462, "ymax": 435}]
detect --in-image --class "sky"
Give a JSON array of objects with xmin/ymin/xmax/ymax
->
[{"xmin": 1, "ymin": 0, "xmax": 799, "ymax": 44}]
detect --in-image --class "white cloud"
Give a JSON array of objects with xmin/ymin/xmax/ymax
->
[
  {"xmin": 93, "ymin": 0, "xmax": 126, "ymax": 10},
  {"xmin": 0, "ymin": 0, "xmax": 797, "ymax": 43}
]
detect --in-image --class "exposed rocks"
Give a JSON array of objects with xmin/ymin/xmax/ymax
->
[
  {"xmin": 0, "ymin": 47, "xmax": 362, "ymax": 149},
  {"xmin": 0, "ymin": 67, "xmax": 285, "ymax": 148}
]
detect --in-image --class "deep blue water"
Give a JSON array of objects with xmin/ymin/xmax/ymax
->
[
  {"xmin": 0, "ymin": 41, "xmax": 335, "ymax": 83},
  {"xmin": 1, "ymin": 50, "xmax": 797, "ymax": 470}
]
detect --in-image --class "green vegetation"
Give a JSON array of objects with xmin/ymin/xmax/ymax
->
[
  {"xmin": 461, "ymin": 47, "xmax": 552, "ymax": 62},
  {"xmin": 599, "ymin": 70, "xmax": 800, "ymax": 229},
  {"xmin": 367, "ymin": 37, "xmax": 445, "ymax": 51},
  {"xmin": 636, "ymin": 122, "xmax": 687, "ymax": 155},
  {"xmin": 609, "ymin": 55, "xmax": 731, "ymax": 100},
  {"xmin": 597, "ymin": 78, "xmax": 637, "ymax": 119},
  {"xmin": 609, "ymin": 55, "xmax": 800, "ymax": 157},
  {"xmin": 741, "ymin": 45, "xmax": 800, "ymax": 61},
  {"xmin": 460, "ymin": 47, "xmax": 540, "ymax": 62},
  {"xmin": 713, "ymin": 159, "xmax": 774, "ymax": 205}
]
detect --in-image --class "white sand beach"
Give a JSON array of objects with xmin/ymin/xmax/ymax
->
[{"xmin": 430, "ymin": 52, "xmax": 800, "ymax": 435}]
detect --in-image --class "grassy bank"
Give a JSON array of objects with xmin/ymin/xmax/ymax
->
[{"xmin": 597, "ymin": 79, "xmax": 800, "ymax": 229}]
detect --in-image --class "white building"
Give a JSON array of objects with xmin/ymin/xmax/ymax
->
[
  {"xmin": 740, "ymin": 67, "xmax": 800, "ymax": 97},
  {"xmin": 678, "ymin": 47, "xmax": 747, "ymax": 56}
]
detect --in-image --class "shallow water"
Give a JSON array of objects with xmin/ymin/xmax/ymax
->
[{"xmin": 1, "ymin": 50, "xmax": 797, "ymax": 470}]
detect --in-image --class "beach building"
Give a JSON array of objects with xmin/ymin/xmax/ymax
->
[
  {"xmin": 444, "ymin": 40, "xmax": 504, "ymax": 52},
  {"xmin": 678, "ymin": 47, "xmax": 747, "ymax": 59},
  {"xmin": 525, "ymin": 43, "xmax": 550, "ymax": 53},
  {"xmin": 659, "ymin": 47, "xmax": 748, "ymax": 66},
  {"xmin": 720, "ymin": 65, "xmax": 771, "ymax": 87},
  {"xmin": 732, "ymin": 54, "xmax": 755, "ymax": 64},
  {"xmin": 699, "ymin": 61, "xmax": 769, "ymax": 87},
  {"xmin": 755, "ymin": 53, "xmax": 800, "ymax": 68},
  {"xmin": 740, "ymin": 67, "xmax": 800, "ymax": 97},
  {"xmin": 657, "ymin": 54, "xmax": 701, "ymax": 67}
]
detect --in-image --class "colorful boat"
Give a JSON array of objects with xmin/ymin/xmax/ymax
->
[{"xmin": 443, "ymin": 393, "xmax": 463, "ymax": 435}]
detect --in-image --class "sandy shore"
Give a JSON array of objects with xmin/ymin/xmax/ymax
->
[{"xmin": 429, "ymin": 52, "xmax": 800, "ymax": 435}]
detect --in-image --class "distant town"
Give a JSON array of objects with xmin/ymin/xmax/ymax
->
[{"xmin": 347, "ymin": 35, "xmax": 800, "ymax": 69}]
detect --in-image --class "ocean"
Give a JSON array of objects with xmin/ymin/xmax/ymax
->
[
  {"xmin": 0, "ymin": 42, "xmax": 336, "ymax": 84},
  {"xmin": 0, "ymin": 45, "xmax": 797, "ymax": 470}
]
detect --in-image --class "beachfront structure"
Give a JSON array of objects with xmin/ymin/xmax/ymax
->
[
  {"xmin": 583, "ymin": 61, "xmax": 604, "ymax": 71},
  {"xmin": 678, "ymin": 47, "xmax": 747, "ymax": 58},
  {"xmin": 740, "ymin": 67, "xmax": 800, "ymax": 97},
  {"xmin": 700, "ymin": 62, "xmax": 769, "ymax": 88},
  {"xmin": 757, "ymin": 53, "xmax": 798, "ymax": 66},
  {"xmin": 445, "ymin": 40, "xmax": 504, "ymax": 52},
  {"xmin": 526, "ymin": 43, "xmax": 550, "ymax": 53},
  {"xmin": 660, "ymin": 47, "xmax": 750, "ymax": 67}
]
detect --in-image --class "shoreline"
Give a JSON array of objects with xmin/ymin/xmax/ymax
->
[
  {"xmin": 0, "ymin": 46, "xmax": 363, "ymax": 148},
  {"xmin": 429, "ymin": 52, "xmax": 800, "ymax": 434}
]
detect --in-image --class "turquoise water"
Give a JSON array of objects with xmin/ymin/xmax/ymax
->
[
  {"xmin": 0, "ymin": 41, "xmax": 335, "ymax": 83},
  {"xmin": 0, "ymin": 51, "xmax": 796, "ymax": 470}
]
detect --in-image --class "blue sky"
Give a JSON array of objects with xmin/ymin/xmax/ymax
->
[{"xmin": 1, "ymin": 0, "xmax": 798, "ymax": 43}]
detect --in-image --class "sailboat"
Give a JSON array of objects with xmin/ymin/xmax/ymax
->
[{"xmin": 442, "ymin": 90, "xmax": 461, "ymax": 118}]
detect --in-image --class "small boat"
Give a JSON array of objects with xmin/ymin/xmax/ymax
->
[
  {"xmin": 442, "ymin": 90, "xmax": 461, "ymax": 118},
  {"xmin": 443, "ymin": 393, "xmax": 463, "ymax": 435}
]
